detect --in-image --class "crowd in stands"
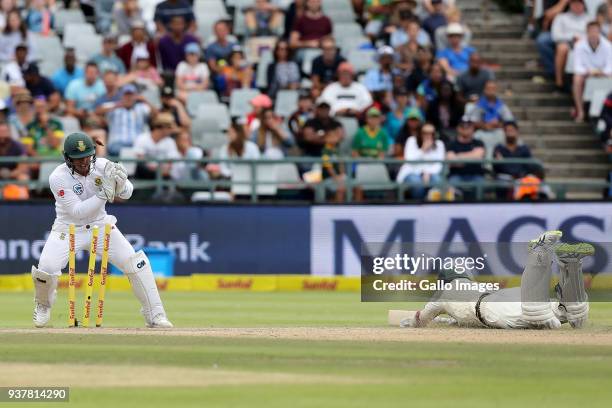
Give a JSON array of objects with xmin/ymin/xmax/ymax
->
[{"xmin": 0, "ymin": 0, "xmax": 571, "ymax": 202}]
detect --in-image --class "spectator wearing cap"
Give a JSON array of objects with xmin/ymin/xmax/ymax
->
[
  {"xmin": 352, "ymin": 107, "xmax": 389, "ymax": 160},
  {"xmin": 158, "ymin": 15, "xmax": 200, "ymax": 72},
  {"xmin": 396, "ymin": 122, "xmax": 445, "ymax": 199},
  {"xmin": 94, "ymin": 69, "xmax": 122, "ymax": 114},
  {"xmin": 266, "ymin": 39, "xmax": 300, "ymax": 98},
  {"xmin": 51, "ymin": 48, "xmax": 84, "ymax": 96},
  {"xmin": 65, "ymin": 62, "xmax": 105, "ymax": 119},
  {"xmin": 25, "ymin": 0, "xmax": 53, "ymax": 36},
  {"xmin": 551, "ymin": 0, "xmax": 590, "ymax": 88},
  {"xmin": 416, "ymin": 62, "xmax": 450, "ymax": 109},
  {"xmin": 435, "ymin": 22, "xmax": 475, "ymax": 81},
  {"xmin": 422, "ymin": 0, "xmax": 447, "ymax": 43},
  {"xmin": 364, "ymin": 0, "xmax": 393, "ymax": 40},
  {"xmin": 124, "ymin": 47, "xmax": 164, "ymax": 89},
  {"xmin": 456, "ymin": 52, "xmax": 494, "ymax": 105},
  {"xmin": 288, "ymin": 91, "xmax": 315, "ymax": 141},
  {"xmin": 175, "ymin": 42, "xmax": 210, "ymax": 103},
  {"xmin": 154, "ymin": 0, "xmax": 196, "ymax": 35},
  {"xmin": 572, "ymin": 21, "xmax": 612, "ymax": 122},
  {"xmin": 205, "ymin": 20, "xmax": 237, "ymax": 76},
  {"xmin": 25, "ymin": 97, "xmax": 63, "ymax": 156},
  {"xmin": 311, "ymin": 37, "xmax": 345, "ymax": 97},
  {"xmin": 134, "ymin": 112, "xmax": 181, "ymax": 179},
  {"xmin": 219, "ymin": 47, "xmax": 254, "ymax": 98},
  {"xmin": 251, "ymin": 108, "xmax": 293, "ymax": 159},
  {"xmin": 117, "ymin": 20, "xmax": 158, "ymax": 71},
  {"xmin": 446, "ymin": 117, "xmax": 485, "ymax": 199},
  {"xmin": 246, "ymin": 94, "xmax": 273, "ymax": 131},
  {"xmin": 92, "ymin": 35, "xmax": 127, "ymax": 75},
  {"xmin": 0, "ymin": 121, "xmax": 29, "ymax": 183},
  {"xmin": 320, "ymin": 62, "xmax": 373, "ymax": 117},
  {"xmin": 159, "ymin": 86, "xmax": 191, "ymax": 130},
  {"xmin": 299, "ymin": 101, "xmax": 343, "ymax": 158},
  {"xmin": 100, "ymin": 84, "xmax": 155, "ymax": 156},
  {"xmin": 0, "ymin": 9, "xmax": 35, "ymax": 63},
  {"xmin": 394, "ymin": 106, "xmax": 424, "ymax": 158},
  {"xmin": 1, "ymin": 43, "xmax": 28, "ymax": 90},
  {"xmin": 364, "ymin": 46, "xmax": 400, "ymax": 94},
  {"xmin": 23, "ymin": 64, "xmax": 60, "ymax": 112},
  {"xmin": 8, "ymin": 91, "xmax": 33, "ymax": 140},
  {"xmin": 245, "ymin": 0, "xmax": 284, "ymax": 37},
  {"xmin": 434, "ymin": 7, "xmax": 471, "ymax": 50},
  {"xmin": 390, "ymin": 15, "xmax": 431, "ymax": 49},
  {"xmin": 384, "ymin": 88, "xmax": 414, "ymax": 143},
  {"xmin": 492, "ymin": 122, "xmax": 534, "ymax": 194},
  {"xmin": 425, "ymin": 80, "xmax": 463, "ymax": 143},
  {"xmin": 114, "ymin": 0, "xmax": 144, "ymax": 36},
  {"xmin": 289, "ymin": 0, "xmax": 332, "ymax": 53}
]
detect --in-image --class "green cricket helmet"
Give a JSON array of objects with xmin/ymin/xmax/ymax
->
[{"xmin": 63, "ymin": 132, "xmax": 96, "ymax": 174}]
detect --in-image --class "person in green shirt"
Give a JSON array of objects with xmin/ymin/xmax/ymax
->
[
  {"xmin": 321, "ymin": 123, "xmax": 346, "ymax": 202},
  {"xmin": 352, "ymin": 107, "xmax": 389, "ymax": 159},
  {"xmin": 25, "ymin": 98, "xmax": 63, "ymax": 153},
  {"xmin": 37, "ymin": 129, "xmax": 65, "ymax": 157}
]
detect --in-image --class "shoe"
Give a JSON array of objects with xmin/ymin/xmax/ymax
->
[
  {"xmin": 147, "ymin": 314, "xmax": 174, "ymax": 328},
  {"xmin": 555, "ymin": 242, "xmax": 595, "ymax": 262},
  {"xmin": 33, "ymin": 303, "xmax": 51, "ymax": 328},
  {"xmin": 529, "ymin": 230, "xmax": 562, "ymax": 251}
]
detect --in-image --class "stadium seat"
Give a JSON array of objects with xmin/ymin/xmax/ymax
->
[
  {"xmin": 233, "ymin": 7, "xmax": 247, "ymax": 37},
  {"xmin": 275, "ymin": 163, "xmax": 305, "ymax": 189},
  {"xmin": 141, "ymin": 87, "xmax": 161, "ymax": 109},
  {"xmin": 57, "ymin": 116, "xmax": 81, "ymax": 135},
  {"xmin": 191, "ymin": 191, "xmax": 232, "ymax": 202},
  {"xmin": 119, "ymin": 147, "xmax": 138, "ymax": 176},
  {"xmin": 54, "ymin": 9, "xmax": 86, "ymax": 35},
  {"xmin": 322, "ymin": 0, "xmax": 353, "ymax": 12},
  {"xmin": 301, "ymin": 48, "xmax": 322, "ymax": 76},
  {"xmin": 231, "ymin": 163, "xmax": 278, "ymax": 196},
  {"xmin": 63, "ymin": 23, "xmax": 95, "ymax": 45},
  {"xmin": 196, "ymin": 13, "xmax": 230, "ymax": 40},
  {"xmin": 589, "ymin": 89, "xmax": 609, "ymax": 118},
  {"xmin": 227, "ymin": 0, "xmax": 256, "ymax": 8},
  {"xmin": 339, "ymin": 35, "xmax": 371, "ymax": 55},
  {"xmin": 191, "ymin": 117, "xmax": 227, "ymax": 150},
  {"xmin": 337, "ymin": 117, "xmax": 359, "ymax": 155},
  {"xmin": 229, "ymin": 89, "xmax": 260, "ymax": 117},
  {"xmin": 324, "ymin": 9, "xmax": 357, "ymax": 24},
  {"xmin": 196, "ymin": 104, "xmax": 231, "ymax": 130},
  {"xmin": 31, "ymin": 34, "xmax": 63, "ymax": 64},
  {"xmin": 354, "ymin": 164, "xmax": 394, "ymax": 191},
  {"xmin": 194, "ymin": 0, "xmax": 227, "ymax": 15},
  {"xmin": 255, "ymin": 49, "xmax": 274, "ymax": 88},
  {"xmin": 347, "ymin": 49, "xmax": 377, "ymax": 73},
  {"xmin": 69, "ymin": 34, "xmax": 103, "ymax": 63},
  {"xmin": 38, "ymin": 162, "xmax": 58, "ymax": 190},
  {"xmin": 333, "ymin": 23, "xmax": 364, "ymax": 44},
  {"xmin": 583, "ymin": 77, "xmax": 612, "ymax": 102},
  {"xmin": 274, "ymin": 90, "xmax": 299, "ymax": 118},
  {"xmin": 187, "ymin": 90, "xmax": 220, "ymax": 117}
]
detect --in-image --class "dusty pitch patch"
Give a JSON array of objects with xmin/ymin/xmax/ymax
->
[
  {"xmin": 1, "ymin": 327, "xmax": 612, "ymax": 346},
  {"xmin": 0, "ymin": 362, "xmax": 369, "ymax": 388}
]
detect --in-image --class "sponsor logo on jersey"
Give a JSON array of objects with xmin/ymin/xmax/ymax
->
[
  {"xmin": 73, "ymin": 183, "xmax": 84, "ymax": 195},
  {"xmin": 58, "ymin": 189, "xmax": 64, "ymax": 197},
  {"xmin": 95, "ymin": 177, "xmax": 102, "ymax": 186},
  {"xmin": 77, "ymin": 140, "xmax": 86, "ymax": 152},
  {"xmin": 137, "ymin": 260, "xmax": 146, "ymax": 269}
]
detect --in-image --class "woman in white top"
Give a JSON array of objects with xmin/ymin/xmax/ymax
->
[
  {"xmin": 175, "ymin": 42, "xmax": 210, "ymax": 103},
  {"xmin": 0, "ymin": 9, "xmax": 34, "ymax": 63},
  {"xmin": 217, "ymin": 122, "xmax": 261, "ymax": 178},
  {"xmin": 396, "ymin": 123, "xmax": 445, "ymax": 199},
  {"xmin": 250, "ymin": 108, "xmax": 293, "ymax": 159}
]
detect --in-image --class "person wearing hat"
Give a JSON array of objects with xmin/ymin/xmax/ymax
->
[
  {"xmin": 51, "ymin": 48, "xmax": 84, "ymax": 96},
  {"xmin": 133, "ymin": 112, "xmax": 181, "ymax": 179},
  {"xmin": 65, "ymin": 61, "xmax": 106, "ymax": 119},
  {"xmin": 320, "ymin": 62, "xmax": 373, "ymax": 117},
  {"xmin": 31, "ymin": 131, "xmax": 173, "ymax": 329},
  {"xmin": 26, "ymin": 96, "xmax": 64, "ymax": 155},
  {"xmin": 435, "ymin": 22, "xmax": 476, "ymax": 80},
  {"xmin": 393, "ymin": 106, "xmax": 424, "ymax": 158},
  {"xmin": 384, "ymin": 87, "xmax": 413, "ymax": 142},
  {"xmin": 7, "ymin": 91, "xmax": 34, "ymax": 140},
  {"xmin": 352, "ymin": 107, "xmax": 389, "ymax": 159},
  {"xmin": 364, "ymin": 46, "xmax": 400, "ymax": 93},
  {"xmin": 124, "ymin": 47, "xmax": 164, "ymax": 88},
  {"xmin": 175, "ymin": 42, "xmax": 210, "ymax": 103},
  {"xmin": 551, "ymin": 0, "xmax": 590, "ymax": 88},
  {"xmin": 116, "ymin": 20, "xmax": 158, "ymax": 71},
  {"xmin": 434, "ymin": 6, "xmax": 471, "ymax": 51},
  {"xmin": 91, "ymin": 34, "xmax": 127, "ymax": 75},
  {"xmin": 288, "ymin": 90, "xmax": 315, "ymax": 141},
  {"xmin": 159, "ymin": 85, "xmax": 191, "ymax": 130},
  {"xmin": 154, "ymin": 0, "xmax": 196, "ymax": 35}
]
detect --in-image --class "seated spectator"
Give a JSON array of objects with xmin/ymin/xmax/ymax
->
[
  {"xmin": 422, "ymin": 0, "xmax": 447, "ymax": 42},
  {"xmin": 289, "ymin": 0, "xmax": 332, "ymax": 54},
  {"xmin": 299, "ymin": 101, "xmax": 342, "ymax": 158},
  {"xmin": 446, "ymin": 117, "xmax": 485, "ymax": 199},
  {"xmin": 133, "ymin": 112, "xmax": 181, "ymax": 179},
  {"xmin": 456, "ymin": 53, "xmax": 494, "ymax": 105},
  {"xmin": 158, "ymin": 16, "xmax": 199, "ymax": 73},
  {"xmin": 92, "ymin": 35, "xmax": 127, "ymax": 75},
  {"xmin": 1, "ymin": 43, "xmax": 28, "ymax": 90},
  {"xmin": 114, "ymin": 0, "xmax": 144, "ymax": 36},
  {"xmin": 175, "ymin": 42, "xmax": 210, "ymax": 102},
  {"xmin": 390, "ymin": 16, "xmax": 431, "ymax": 49},
  {"xmin": 154, "ymin": 0, "xmax": 195, "ymax": 34},
  {"xmin": 8, "ymin": 91, "xmax": 33, "ymax": 140},
  {"xmin": 124, "ymin": 48, "xmax": 164, "ymax": 90},
  {"xmin": 284, "ymin": 0, "xmax": 305, "ymax": 39},
  {"xmin": 597, "ymin": 0, "xmax": 612, "ymax": 39},
  {"xmin": 551, "ymin": 0, "xmax": 590, "ymax": 88},
  {"xmin": 425, "ymin": 80, "xmax": 463, "ymax": 143},
  {"xmin": 394, "ymin": 107, "xmax": 424, "ymax": 158},
  {"xmin": 36, "ymin": 127, "xmax": 64, "ymax": 157},
  {"xmin": 25, "ymin": 0, "xmax": 53, "ymax": 36},
  {"xmin": 352, "ymin": 107, "xmax": 389, "ymax": 159},
  {"xmin": 94, "ymin": 69, "xmax": 122, "ymax": 114},
  {"xmin": 170, "ymin": 130, "xmax": 208, "ymax": 182},
  {"xmin": 159, "ymin": 85, "xmax": 191, "ymax": 130},
  {"xmin": 493, "ymin": 122, "xmax": 534, "ymax": 199},
  {"xmin": 245, "ymin": 0, "xmax": 284, "ymax": 37},
  {"xmin": 251, "ymin": 108, "xmax": 293, "ymax": 158},
  {"xmin": 536, "ymin": 0, "xmax": 572, "ymax": 80},
  {"xmin": 117, "ymin": 20, "xmax": 158, "ymax": 71},
  {"xmin": 81, "ymin": 115, "xmax": 107, "ymax": 157},
  {"xmin": 267, "ymin": 40, "xmax": 300, "ymax": 98},
  {"xmin": 216, "ymin": 122, "xmax": 261, "ymax": 179},
  {"xmin": 206, "ymin": 20, "xmax": 237, "ymax": 76},
  {"xmin": 416, "ymin": 62, "xmax": 449, "ymax": 109},
  {"xmin": 364, "ymin": 0, "xmax": 393, "ymax": 40},
  {"xmin": 572, "ymin": 21, "xmax": 612, "ymax": 122},
  {"xmin": 99, "ymin": 84, "xmax": 154, "ymax": 156},
  {"xmin": 434, "ymin": 7, "xmax": 472, "ymax": 50},
  {"xmin": 51, "ymin": 48, "xmax": 83, "ymax": 97},
  {"xmin": 288, "ymin": 90, "xmax": 315, "ymax": 140},
  {"xmin": 364, "ymin": 46, "xmax": 400, "ymax": 93},
  {"xmin": 405, "ymin": 47, "xmax": 433, "ymax": 91},
  {"xmin": 219, "ymin": 47, "xmax": 254, "ymax": 98},
  {"xmin": 0, "ymin": 1, "xmax": 15, "ymax": 32},
  {"xmin": 384, "ymin": 87, "xmax": 413, "ymax": 143},
  {"xmin": 246, "ymin": 94, "xmax": 273, "ymax": 131},
  {"xmin": 25, "ymin": 96, "xmax": 63, "ymax": 156},
  {"xmin": 396, "ymin": 123, "xmax": 445, "ymax": 199},
  {"xmin": 0, "ymin": 121, "xmax": 29, "ymax": 184},
  {"xmin": 321, "ymin": 119, "xmax": 346, "ymax": 203},
  {"xmin": 65, "ymin": 62, "xmax": 105, "ymax": 120},
  {"xmin": 0, "ymin": 10, "xmax": 34, "ymax": 63},
  {"xmin": 23, "ymin": 64, "xmax": 60, "ymax": 113},
  {"xmin": 311, "ymin": 36, "xmax": 345, "ymax": 97},
  {"xmin": 320, "ymin": 62, "xmax": 373, "ymax": 117},
  {"xmin": 600, "ymin": 91, "xmax": 612, "ymax": 153},
  {"xmin": 435, "ymin": 23, "xmax": 475, "ymax": 80}
]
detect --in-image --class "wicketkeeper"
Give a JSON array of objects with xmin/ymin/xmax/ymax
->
[{"xmin": 32, "ymin": 132, "xmax": 173, "ymax": 328}]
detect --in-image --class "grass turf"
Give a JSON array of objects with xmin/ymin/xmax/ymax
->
[{"xmin": 1, "ymin": 291, "xmax": 612, "ymax": 407}]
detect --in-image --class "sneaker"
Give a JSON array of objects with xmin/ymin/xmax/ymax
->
[
  {"xmin": 147, "ymin": 314, "xmax": 174, "ymax": 328},
  {"xmin": 555, "ymin": 242, "xmax": 595, "ymax": 262},
  {"xmin": 33, "ymin": 303, "xmax": 51, "ymax": 328},
  {"xmin": 528, "ymin": 230, "xmax": 562, "ymax": 251}
]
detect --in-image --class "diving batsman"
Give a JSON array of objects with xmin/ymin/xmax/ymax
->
[{"xmin": 32, "ymin": 132, "xmax": 173, "ymax": 328}]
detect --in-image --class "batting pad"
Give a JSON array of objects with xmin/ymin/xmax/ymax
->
[{"xmin": 388, "ymin": 310, "xmax": 417, "ymax": 326}]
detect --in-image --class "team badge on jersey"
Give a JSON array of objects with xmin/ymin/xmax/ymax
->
[
  {"xmin": 59, "ymin": 232, "xmax": 66, "ymax": 240},
  {"xmin": 95, "ymin": 177, "xmax": 102, "ymax": 186},
  {"xmin": 73, "ymin": 183, "xmax": 84, "ymax": 195},
  {"xmin": 58, "ymin": 189, "xmax": 64, "ymax": 197}
]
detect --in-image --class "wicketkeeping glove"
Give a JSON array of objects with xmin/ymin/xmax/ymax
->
[
  {"xmin": 112, "ymin": 162, "xmax": 128, "ymax": 193},
  {"xmin": 96, "ymin": 162, "xmax": 117, "ymax": 203}
]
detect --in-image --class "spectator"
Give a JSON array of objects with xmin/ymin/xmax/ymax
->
[
  {"xmin": 8, "ymin": 91, "xmax": 33, "ymax": 140},
  {"xmin": 94, "ymin": 69, "xmax": 122, "ymax": 113},
  {"xmin": 23, "ymin": 64, "xmax": 60, "ymax": 112},
  {"xmin": 92, "ymin": 35, "xmax": 127, "ymax": 75},
  {"xmin": 51, "ymin": 48, "xmax": 83, "ymax": 97},
  {"xmin": 116, "ymin": 20, "xmax": 158, "ymax": 71},
  {"xmin": 493, "ymin": 122, "xmax": 534, "ymax": 197},
  {"xmin": 321, "ymin": 119, "xmax": 346, "ymax": 203},
  {"xmin": 299, "ymin": 101, "xmax": 342, "ymax": 158},
  {"xmin": 456, "ymin": 52, "xmax": 494, "ymax": 105},
  {"xmin": 205, "ymin": 20, "xmax": 237, "ymax": 76},
  {"xmin": 1, "ymin": 42, "xmax": 28, "ymax": 89},
  {"xmin": 251, "ymin": 108, "xmax": 293, "ymax": 158},
  {"xmin": 416, "ymin": 62, "xmax": 449, "ymax": 109},
  {"xmin": 551, "ymin": 0, "xmax": 590, "ymax": 88},
  {"xmin": 133, "ymin": 112, "xmax": 180, "ymax": 179},
  {"xmin": 124, "ymin": 48, "xmax": 164, "ymax": 90},
  {"xmin": 289, "ymin": 0, "xmax": 332, "ymax": 53},
  {"xmin": 266, "ymin": 39, "xmax": 300, "ymax": 98},
  {"xmin": 0, "ymin": 0, "xmax": 16, "ymax": 32},
  {"xmin": 426, "ymin": 80, "xmax": 463, "ymax": 143},
  {"xmin": 25, "ymin": 0, "xmax": 53, "ymax": 36},
  {"xmin": 390, "ymin": 16, "xmax": 431, "ymax": 49},
  {"xmin": 81, "ymin": 115, "xmax": 107, "ymax": 157},
  {"xmin": 154, "ymin": 0, "xmax": 195, "ymax": 34},
  {"xmin": 599, "ymin": 91, "xmax": 612, "ymax": 153},
  {"xmin": 159, "ymin": 85, "xmax": 191, "ymax": 130},
  {"xmin": 311, "ymin": 36, "xmax": 345, "ymax": 97},
  {"xmin": 405, "ymin": 47, "xmax": 433, "ymax": 91},
  {"xmin": 26, "ymin": 97, "xmax": 63, "ymax": 155},
  {"xmin": 434, "ymin": 7, "xmax": 471, "ymax": 50},
  {"xmin": 65, "ymin": 62, "xmax": 105, "ymax": 119},
  {"xmin": 394, "ymin": 107, "xmax": 424, "ymax": 158},
  {"xmin": 246, "ymin": 94, "xmax": 273, "ymax": 131},
  {"xmin": 384, "ymin": 87, "xmax": 413, "ymax": 143},
  {"xmin": 320, "ymin": 62, "xmax": 373, "ymax": 117},
  {"xmin": 99, "ymin": 84, "xmax": 154, "ymax": 156},
  {"xmin": 364, "ymin": 46, "xmax": 400, "ymax": 93},
  {"xmin": 0, "ymin": 9, "xmax": 34, "ymax": 63},
  {"xmin": 284, "ymin": 0, "xmax": 305, "ymax": 39},
  {"xmin": 396, "ymin": 123, "xmax": 445, "ymax": 199},
  {"xmin": 597, "ymin": 0, "xmax": 612, "ymax": 38},
  {"xmin": 446, "ymin": 116, "xmax": 485, "ymax": 199},
  {"xmin": 536, "ymin": 0, "xmax": 572, "ymax": 80},
  {"xmin": 364, "ymin": 0, "xmax": 393, "ymax": 41},
  {"xmin": 219, "ymin": 47, "xmax": 254, "ymax": 98},
  {"xmin": 175, "ymin": 42, "xmax": 210, "ymax": 102},
  {"xmin": 435, "ymin": 23, "xmax": 475, "ymax": 80},
  {"xmin": 288, "ymin": 90, "xmax": 315, "ymax": 140},
  {"xmin": 0, "ymin": 121, "xmax": 29, "ymax": 183},
  {"xmin": 158, "ymin": 16, "xmax": 199, "ymax": 73},
  {"xmin": 422, "ymin": 0, "xmax": 447, "ymax": 42},
  {"xmin": 572, "ymin": 21, "xmax": 612, "ymax": 122},
  {"xmin": 216, "ymin": 122, "xmax": 261, "ymax": 179},
  {"xmin": 170, "ymin": 130, "xmax": 208, "ymax": 182},
  {"xmin": 114, "ymin": 0, "xmax": 144, "ymax": 36},
  {"xmin": 352, "ymin": 107, "xmax": 389, "ymax": 159},
  {"xmin": 245, "ymin": 0, "xmax": 284, "ymax": 37}
]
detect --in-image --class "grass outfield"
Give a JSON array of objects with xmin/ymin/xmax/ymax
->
[{"xmin": 0, "ymin": 291, "xmax": 612, "ymax": 407}]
